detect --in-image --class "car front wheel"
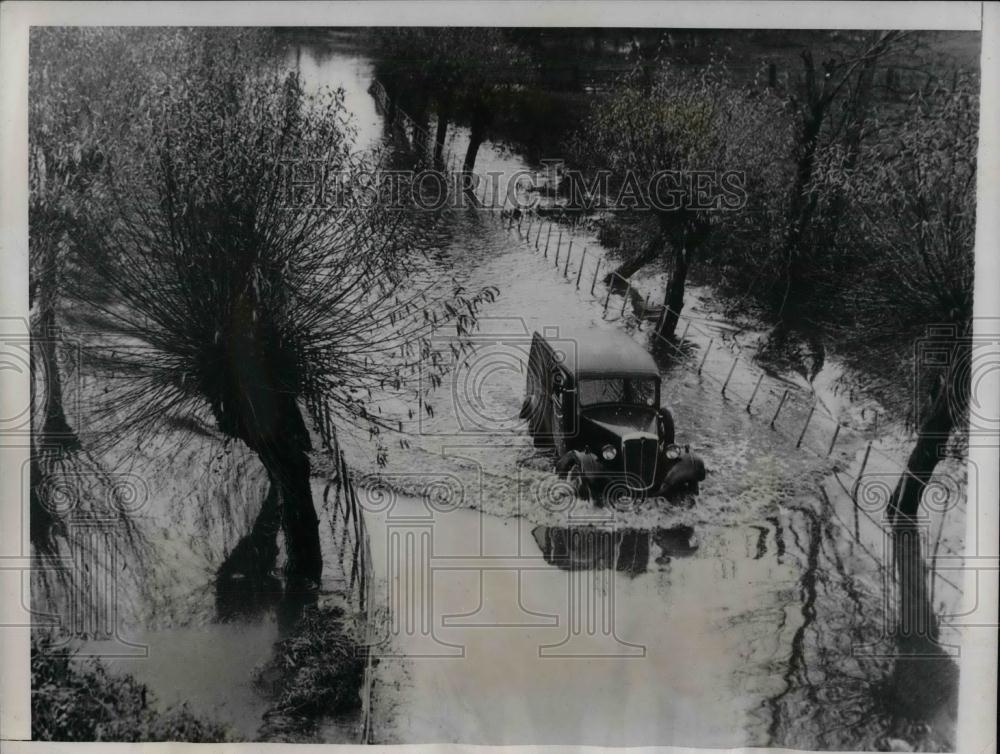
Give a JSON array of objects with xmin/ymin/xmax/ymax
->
[
  {"xmin": 567, "ymin": 462, "xmax": 591, "ymax": 501},
  {"xmin": 559, "ymin": 455, "xmax": 590, "ymax": 501}
]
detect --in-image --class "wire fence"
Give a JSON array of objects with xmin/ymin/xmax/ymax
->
[
  {"xmin": 369, "ymin": 78, "xmax": 967, "ymax": 617},
  {"xmin": 493, "ymin": 204, "xmax": 966, "ymax": 602}
]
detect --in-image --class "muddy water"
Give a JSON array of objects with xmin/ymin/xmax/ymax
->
[
  {"xmin": 360, "ymin": 488, "xmax": 928, "ymax": 748},
  {"xmin": 289, "ymin": 37, "xmax": 960, "ymax": 750},
  {"xmin": 55, "ymin": 35, "xmax": 959, "ymax": 750},
  {"xmin": 363, "ymin": 494, "xmax": 805, "ymax": 745},
  {"xmin": 73, "ymin": 472, "xmax": 365, "ymax": 741}
]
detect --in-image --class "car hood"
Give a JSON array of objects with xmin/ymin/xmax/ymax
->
[{"xmin": 581, "ymin": 404, "xmax": 658, "ymax": 437}]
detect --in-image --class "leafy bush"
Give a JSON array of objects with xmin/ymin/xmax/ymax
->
[
  {"xmin": 255, "ymin": 603, "xmax": 366, "ymax": 739},
  {"xmin": 31, "ymin": 633, "xmax": 235, "ymax": 742}
]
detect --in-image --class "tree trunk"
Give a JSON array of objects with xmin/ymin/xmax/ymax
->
[
  {"xmin": 776, "ymin": 51, "xmax": 828, "ymax": 325},
  {"xmin": 887, "ymin": 377, "xmax": 954, "ymax": 647},
  {"xmin": 34, "ymin": 236, "xmax": 79, "ymax": 449},
  {"xmin": 603, "ymin": 234, "xmax": 664, "ymax": 286},
  {"xmin": 411, "ymin": 91, "xmax": 431, "ymax": 158},
  {"xmin": 777, "ymin": 108, "xmax": 822, "ymax": 318},
  {"xmin": 37, "ymin": 310, "xmax": 78, "ymax": 445},
  {"xmin": 257, "ymin": 401, "xmax": 323, "ymax": 583},
  {"xmin": 29, "ymin": 454, "xmax": 57, "ymax": 554},
  {"xmin": 228, "ymin": 390, "xmax": 323, "ymax": 584},
  {"xmin": 657, "ymin": 242, "xmax": 690, "ymax": 340},
  {"xmin": 463, "ymin": 109, "xmax": 488, "ymax": 174},
  {"xmin": 383, "ymin": 74, "xmax": 398, "ymax": 126},
  {"xmin": 216, "ymin": 474, "xmax": 281, "ymax": 582},
  {"xmin": 889, "ymin": 380, "xmax": 953, "ymax": 523},
  {"xmin": 434, "ymin": 106, "xmax": 449, "ymax": 165}
]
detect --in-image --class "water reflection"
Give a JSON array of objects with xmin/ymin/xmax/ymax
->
[
  {"xmin": 287, "ymin": 40, "xmax": 383, "ymax": 152},
  {"xmin": 753, "ymin": 505, "xmax": 960, "ymax": 751},
  {"xmin": 531, "ymin": 524, "xmax": 698, "ymax": 575},
  {"xmin": 215, "ymin": 574, "xmax": 284, "ymax": 623}
]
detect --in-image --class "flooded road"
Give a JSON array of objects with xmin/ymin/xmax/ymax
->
[
  {"xmin": 362, "ymin": 494, "xmax": 803, "ymax": 746},
  {"xmin": 288, "ymin": 37, "xmax": 960, "ymax": 749},
  {"xmin": 59, "ymin": 33, "xmax": 961, "ymax": 750}
]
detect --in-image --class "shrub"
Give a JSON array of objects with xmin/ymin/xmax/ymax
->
[
  {"xmin": 255, "ymin": 603, "xmax": 366, "ymax": 739},
  {"xmin": 31, "ymin": 633, "xmax": 235, "ymax": 742}
]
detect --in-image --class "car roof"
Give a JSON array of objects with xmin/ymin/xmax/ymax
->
[{"xmin": 534, "ymin": 326, "xmax": 660, "ymax": 379}]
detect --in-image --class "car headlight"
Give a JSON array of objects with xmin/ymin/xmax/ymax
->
[
  {"xmin": 664, "ymin": 443, "xmax": 682, "ymax": 460},
  {"xmin": 601, "ymin": 444, "xmax": 617, "ymax": 461}
]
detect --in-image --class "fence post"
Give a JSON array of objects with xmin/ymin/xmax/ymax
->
[
  {"xmin": 721, "ymin": 357, "xmax": 738, "ymax": 396},
  {"xmin": 656, "ymin": 304, "xmax": 671, "ymax": 334},
  {"xmin": 770, "ymin": 389, "xmax": 789, "ymax": 428},
  {"xmin": 590, "ymin": 259, "xmax": 601, "ymax": 295},
  {"xmin": 563, "ymin": 243, "xmax": 572, "ymax": 277},
  {"xmin": 575, "ymin": 247, "xmax": 587, "ymax": 288},
  {"xmin": 697, "ymin": 338, "xmax": 713, "ymax": 375},
  {"xmin": 796, "ymin": 402, "xmax": 817, "ymax": 448},
  {"xmin": 554, "ymin": 231, "xmax": 563, "ymax": 267},
  {"xmin": 827, "ymin": 423, "xmax": 841, "ymax": 456},
  {"xmin": 850, "ymin": 441, "xmax": 873, "ymax": 503},
  {"xmin": 603, "ymin": 280, "xmax": 613, "ymax": 315},
  {"xmin": 535, "ymin": 220, "xmax": 543, "ymax": 249},
  {"xmin": 746, "ymin": 373, "xmax": 764, "ymax": 412},
  {"xmin": 544, "ymin": 224, "xmax": 553, "ymax": 257},
  {"xmin": 853, "ymin": 494, "xmax": 860, "ymax": 542}
]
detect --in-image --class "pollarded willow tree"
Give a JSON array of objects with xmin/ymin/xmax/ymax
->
[
  {"xmin": 822, "ymin": 77, "xmax": 978, "ymax": 648},
  {"xmin": 70, "ymin": 35, "xmax": 496, "ymax": 583},
  {"xmin": 571, "ymin": 64, "xmax": 792, "ymax": 339},
  {"xmin": 827, "ymin": 77, "xmax": 977, "ymax": 523}
]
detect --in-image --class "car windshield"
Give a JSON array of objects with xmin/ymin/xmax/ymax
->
[{"xmin": 578, "ymin": 377, "xmax": 658, "ymax": 407}]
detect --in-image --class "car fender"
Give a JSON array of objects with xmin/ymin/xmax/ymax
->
[
  {"xmin": 660, "ymin": 453, "xmax": 706, "ymax": 492},
  {"xmin": 555, "ymin": 449, "xmax": 604, "ymax": 482},
  {"xmin": 519, "ymin": 394, "xmax": 538, "ymax": 420}
]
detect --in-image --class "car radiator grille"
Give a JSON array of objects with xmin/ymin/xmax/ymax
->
[{"xmin": 622, "ymin": 435, "xmax": 657, "ymax": 491}]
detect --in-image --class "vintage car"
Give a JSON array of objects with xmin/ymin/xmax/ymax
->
[{"xmin": 520, "ymin": 327, "xmax": 705, "ymax": 504}]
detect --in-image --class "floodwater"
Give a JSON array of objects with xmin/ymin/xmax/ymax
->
[
  {"xmin": 73, "ymin": 475, "xmax": 366, "ymax": 742},
  {"xmin": 286, "ymin": 36, "xmax": 962, "ymax": 750},
  {"xmin": 55, "ymin": 33, "xmax": 962, "ymax": 750},
  {"xmin": 363, "ymin": 495, "xmax": 806, "ymax": 745}
]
